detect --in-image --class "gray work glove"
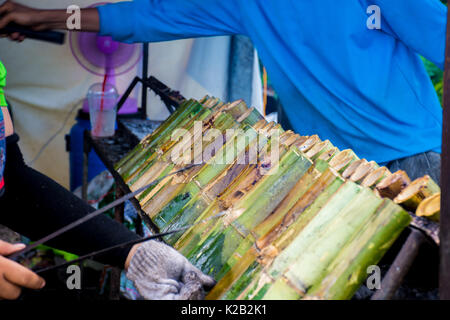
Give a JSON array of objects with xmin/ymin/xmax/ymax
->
[{"xmin": 126, "ymin": 240, "xmax": 216, "ymax": 300}]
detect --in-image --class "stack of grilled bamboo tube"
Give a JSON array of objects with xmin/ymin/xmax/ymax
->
[{"xmin": 115, "ymin": 97, "xmax": 440, "ymax": 300}]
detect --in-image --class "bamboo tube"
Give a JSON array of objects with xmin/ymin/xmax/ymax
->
[
  {"xmin": 152, "ymin": 127, "xmax": 259, "ymax": 228},
  {"xmin": 134, "ymin": 163, "xmax": 175, "ymax": 201},
  {"xmin": 313, "ymin": 158, "xmax": 330, "ymax": 173},
  {"xmin": 174, "ymin": 200, "xmax": 225, "ymax": 255},
  {"xmin": 138, "ymin": 117, "xmax": 256, "ymax": 217},
  {"xmin": 329, "ymin": 149, "xmax": 358, "ymax": 173},
  {"xmin": 312, "ymin": 147, "xmax": 340, "ymax": 173},
  {"xmin": 305, "ymin": 140, "xmax": 334, "ymax": 161},
  {"xmin": 279, "ymin": 188, "xmax": 383, "ymax": 295},
  {"xmin": 269, "ymin": 172, "xmax": 345, "ymax": 254},
  {"xmin": 124, "ymin": 98, "xmax": 250, "ymax": 185},
  {"xmin": 138, "ymin": 165, "xmax": 198, "ymax": 214},
  {"xmin": 240, "ymin": 269, "xmax": 274, "ymax": 300},
  {"xmin": 215, "ymin": 233, "xmax": 256, "ymax": 280},
  {"xmin": 210, "ymin": 167, "xmax": 339, "ymax": 296},
  {"xmin": 361, "ymin": 167, "xmax": 391, "ymax": 189},
  {"xmin": 306, "ymin": 199, "xmax": 411, "ymax": 299},
  {"xmin": 279, "ymin": 131, "xmax": 295, "ymax": 145},
  {"xmin": 416, "ymin": 193, "xmax": 440, "ymax": 222},
  {"xmin": 252, "ymin": 166, "xmax": 321, "ymax": 240},
  {"xmin": 218, "ymin": 141, "xmax": 290, "ymax": 209},
  {"xmin": 261, "ymin": 277, "xmax": 303, "ymax": 300},
  {"xmin": 342, "ymin": 159, "xmax": 366, "ymax": 179},
  {"xmin": 122, "ymin": 103, "xmax": 211, "ymax": 182},
  {"xmin": 349, "ymin": 160, "xmax": 378, "ymax": 184},
  {"xmin": 162, "ymin": 193, "xmax": 212, "ymax": 245},
  {"xmin": 202, "ymin": 97, "xmax": 222, "ymax": 108},
  {"xmin": 198, "ymin": 95, "xmax": 209, "ymax": 104},
  {"xmin": 115, "ymin": 99, "xmax": 196, "ymax": 170},
  {"xmin": 393, "ymin": 175, "xmax": 440, "ymax": 212},
  {"xmin": 375, "ymin": 170, "xmax": 411, "ymax": 200},
  {"xmin": 203, "ymin": 132, "xmax": 273, "ymax": 200},
  {"xmin": 266, "ymin": 181, "xmax": 362, "ymax": 281},
  {"xmin": 152, "ymin": 182, "xmax": 202, "ymax": 228},
  {"xmin": 253, "ymin": 118, "xmax": 268, "ymax": 131},
  {"xmin": 238, "ymin": 107, "xmax": 265, "ymax": 126},
  {"xmin": 261, "ymin": 121, "xmax": 277, "ymax": 133},
  {"xmin": 296, "ymin": 135, "xmax": 320, "ymax": 153},
  {"xmin": 118, "ymin": 100, "xmax": 204, "ymax": 177},
  {"xmin": 317, "ymin": 146, "xmax": 339, "ymax": 162},
  {"xmin": 163, "ymin": 138, "xmax": 269, "ymax": 244},
  {"xmin": 141, "ymin": 177, "xmax": 189, "ymax": 219},
  {"xmin": 230, "ymin": 148, "xmax": 312, "ymax": 232},
  {"xmin": 185, "ymin": 148, "xmax": 313, "ymax": 278},
  {"xmin": 257, "ymin": 167, "xmax": 343, "ymax": 250},
  {"xmin": 132, "ymin": 106, "xmax": 213, "ymax": 166},
  {"xmin": 206, "ymin": 153, "xmax": 315, "ymax": 262},
  {"xmin": 206, "ymin": 247, "xmax": 260, "ymax": 300},
  {"xmin": 222, "ymin": 100, "xmax": 248, "ymax": 119},
  {"xmin": 128, "ymin": 111, "xmax": 236, "ymax": 197},
  {"xmin": 292, "ymin": 136, "xmax": 309, "ymax": 148},
  {"xmin": 195, "ymin": 126, "xmax": 258, "ymax": 188},
  {"xmin": 140, "ymin": 123, "xmax": 242, "ymax": 221},
  {"xmin": 280, "ymin": 133, "xmax": 299, "ymax": 149},
  {"xmin": 213, "ymin": 237, "xmax": 284, "ymax": 299}
]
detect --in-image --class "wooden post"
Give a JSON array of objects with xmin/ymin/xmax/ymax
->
[
  {"xmin": 372, "ymin": 229, "xmax": 426, "ymax": 300},
  {"xmin": 440, "ymin": 4, "xmax": 450, "ymax": 300}
]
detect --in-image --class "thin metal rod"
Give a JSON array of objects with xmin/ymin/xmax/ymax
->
[
  {"xmin": 34, "ymin": 229, "xmax": 190, "ymax": 274},
  {"xmin": 372, "ymin": 229, "xmax": 426, "ymax": 300},
  {"xmin": 7, "ymin": 164, "xmax": 200, "ymax": 260},
  {"xmin": 34, "ymin": 210, "xmax": 226, "ymax": 274},
  {"xmin": 117, "ymin": 76, "xmax": 140, "ymax": 113},
  {"xmin": 440, "ymin": 3, "xmax": 450, "ymax": 300}
]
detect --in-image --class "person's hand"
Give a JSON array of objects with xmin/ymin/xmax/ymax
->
[
  {"xmin": 0, "ymin": 1, "xmax": 46, "ymax": 41},
  {"xmin": 0, "ymin": 240, "xmax": 46, "ymax": 300},
  {"xmin": 0, "ymin": 1, "xmax": 100, "ymax": 40},
  {"xmin": 125, "ymin": 240, "xmax": 216, "ymax": 300}
]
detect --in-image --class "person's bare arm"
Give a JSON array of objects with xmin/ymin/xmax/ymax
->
[{"xmin": 0, "ymin": 1, "xmax": 99, "ymax": 40}]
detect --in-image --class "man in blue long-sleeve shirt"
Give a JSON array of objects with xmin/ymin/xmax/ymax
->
[{"xmin": 0, "ymin": 0, "xmax": 445, "ymax": 182}]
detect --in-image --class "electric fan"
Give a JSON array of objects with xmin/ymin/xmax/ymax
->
[
  {"xmin": 69, "ymin": 3, "xmax": 142, "ymax": 115},
  {"xmin": 67, "ymin": 2, "xmax": 142, "ymax": 191}
]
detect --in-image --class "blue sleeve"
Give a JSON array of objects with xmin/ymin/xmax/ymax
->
[
  {"xmin": 370, "ymin": 0, "xmax": 447, "ymax": 69},
  {"xmin": 97, "ymin": 0, "xmax": 244, "ymax": 43}
]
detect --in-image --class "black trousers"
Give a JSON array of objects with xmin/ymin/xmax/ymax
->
[
  {"xmin": 387, "ymin": 151, "xmax": 441, "ymax": 185},
  {"xmin": 0, "ymin": 134, "xmax": 139, "ymax": 267}
]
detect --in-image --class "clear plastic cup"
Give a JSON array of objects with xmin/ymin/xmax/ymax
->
[
  {"xmin": 87, "ymin": 82, "xmax": 118, "ymax": 137},
  {"xmin": 0, "ymin": 112, "xmax": 5, "ymax": 193}
]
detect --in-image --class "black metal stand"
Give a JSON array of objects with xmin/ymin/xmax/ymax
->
[{"xmin": 116, "ymin": 44, "xmax": 185, "ymax": 118}]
